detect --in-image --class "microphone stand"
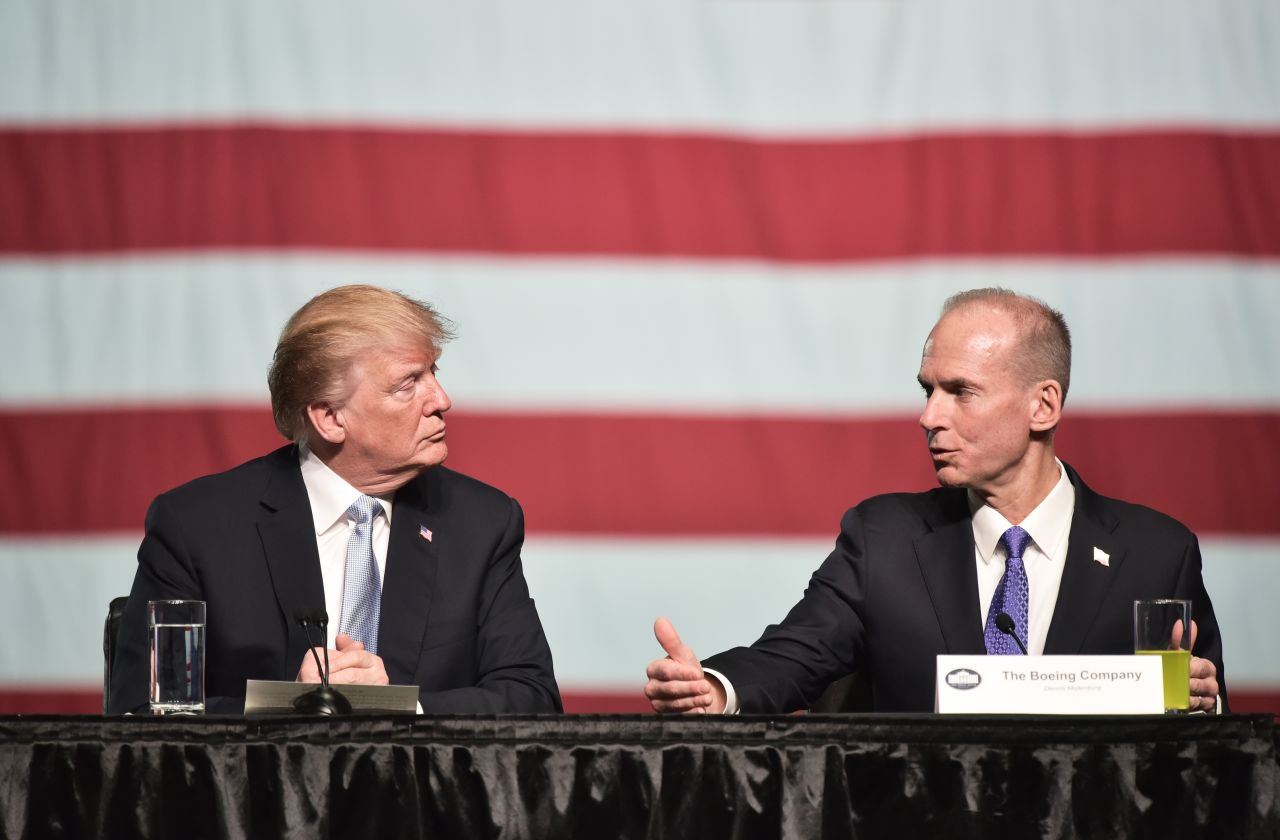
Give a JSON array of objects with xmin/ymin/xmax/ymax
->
[{"xmin": 292, "ymin": 609, "xmax": 352, "ymax": 716}]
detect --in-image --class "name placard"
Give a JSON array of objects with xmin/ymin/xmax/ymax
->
[{"xmin": 935, "ymin": 655, "xmax": 1163, "ymax": 714}]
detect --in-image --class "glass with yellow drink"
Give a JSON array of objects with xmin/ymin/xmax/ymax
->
[{"xmin": 1133, "ymin": 599, "xmax": 1192, "ymax": 714}]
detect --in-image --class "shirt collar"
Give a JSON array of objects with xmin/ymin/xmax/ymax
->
[
  {"xmin": 298, "ymin": 446, "xmax": 394, "ymax": 535},
  {"xmin": 969, "ymin": 459, "xmax": 1075, "ymax": 564}
]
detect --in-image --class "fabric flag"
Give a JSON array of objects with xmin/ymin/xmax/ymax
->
[{"xmin": 1, "ymin": 1, "xmax": 1278, "ymax": 714}]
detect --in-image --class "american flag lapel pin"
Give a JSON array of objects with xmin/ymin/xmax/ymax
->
[
  {"xmin": 1093, "ymin": 547, "xmax": 1110, "ymax": 567},
  {"xmin": 419, "ymin": 524, "xmax": 433, "ymax": 543}
]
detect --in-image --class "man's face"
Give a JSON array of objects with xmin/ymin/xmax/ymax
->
[
  {"xmin": 333, "ymin": 341, "xmax": 452, "ymax": 485},
  {"xmin": 916, "ymin": 307, "xmax": 1040, "ymax": 496}
]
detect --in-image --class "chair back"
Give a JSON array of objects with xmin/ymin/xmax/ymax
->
[{"xmin": 102, "ymin": 596, "xmax": 129, "ymax": 713}]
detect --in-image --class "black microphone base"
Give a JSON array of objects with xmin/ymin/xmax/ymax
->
[{"xmin": 292, "ymin": 686, "xmax": 353, "ymax": 716}]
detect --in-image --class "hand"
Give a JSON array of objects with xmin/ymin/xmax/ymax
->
[
  {"xmin": 296, "ymin": 633, "xmax": 390, "ymax": 686},
  {"xmin": 644, "ymin": 617, "xmax": 726, "ymax": 714},
  {"xmin": 1186, "ymin": 620, "xmax": 1219, "ymax": 713}
]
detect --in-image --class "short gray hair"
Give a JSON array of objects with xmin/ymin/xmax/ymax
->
[{"xmin": 941, "ymin": 287, "xmax": 1072, "ymax": 401}]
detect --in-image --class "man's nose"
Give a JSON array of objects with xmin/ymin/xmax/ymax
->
[
  {"xmin": 426, "ymin": 382, "xmax": 452, "ymax": 415},
  {"xmin": 919, "ymin": 393, "xmax": 942, "ymax": 432}
]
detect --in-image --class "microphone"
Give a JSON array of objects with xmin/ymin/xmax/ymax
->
[
  {"xmin": 291, "ymin": 607, "xmax": 352, "ymax": 716},
  {"xmin": 313, "ymin": 609, "xmax": 333, "ymax": 685},
  {"xmin": 995, "ymin": 612, "xmax": 1029, "ymax": 655}
]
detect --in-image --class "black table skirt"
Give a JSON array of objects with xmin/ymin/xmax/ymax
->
[{"xmin": 2, "ymin": 714, "xmax": 1276, "ymax": 839}]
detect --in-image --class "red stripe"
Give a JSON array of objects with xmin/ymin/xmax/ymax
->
[
  {"xmin": 0, "ymin": 688, "xmax": 1274, "ymax": 716},
  {"xmin": 2, "ymin": 126, "xmax": 1278, "ymax": 259},
  {"xmin": 0, "ymin": 689, "xmax": 102, "ymax": 715},
  {"xmin": 1, "ymin": 406, "xmax": 1277, "ymax": 536}
]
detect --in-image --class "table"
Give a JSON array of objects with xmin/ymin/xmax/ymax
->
[{"xmin": 2, "ymin": 714, "xmax": 1276, "ymax": 838}]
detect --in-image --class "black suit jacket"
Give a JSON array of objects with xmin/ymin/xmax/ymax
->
[
  {"xmin": 702, "ymin": 464, "xmax": 1228, "ymax": 713},
  {"xmin": 108, "ymin": 445, "xmax": 561, "ymax": 714}
]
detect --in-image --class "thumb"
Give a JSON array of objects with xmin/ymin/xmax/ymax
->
[
  {"xmin": 335, "ymin": 633, "xmax": 363, "ymax": 651},
  {"xmin": 1189, "ymin": 619, "xmax": 1199, "ymax": 652},
  {"xmin": 654, "ymin": 617, "xmax": 697, "ymax": 666}
]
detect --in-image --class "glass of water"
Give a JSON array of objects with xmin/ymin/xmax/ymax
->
[
  {"xmin": 148, "ymin": 600, "xmax": 206, "ymax": 715},
  {"xmin": 1134, "ymin": 598, "xmax": 1192, "ymax": 714}
]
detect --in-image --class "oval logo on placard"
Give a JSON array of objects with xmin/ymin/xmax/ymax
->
[{"xmin": 945, "ymin": 668, "xmax": 982, "ymax": 690}]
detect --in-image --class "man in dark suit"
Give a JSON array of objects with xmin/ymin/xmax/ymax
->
[
  {"xmin": 645, "ymin": 288, "xmax": 1225, "ymax": 714},
  {"xmin": 109, "ymin": 285, "xmax": 561, "ymax": 714}
]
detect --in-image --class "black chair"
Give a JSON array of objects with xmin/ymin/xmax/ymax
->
[
  {"xmin": 809, "ymin": 671, "xmax": 873, "ymax": 713},
  {"xmin": 102, "ymin": 596, "xmax": 129, "ymax": 713}
]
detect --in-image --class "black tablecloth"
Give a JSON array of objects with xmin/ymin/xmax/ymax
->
[{"xmin": 2, "ymin": 714, "xmax": 1276, "ymax": 839}]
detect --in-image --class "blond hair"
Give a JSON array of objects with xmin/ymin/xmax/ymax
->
[
  {"xmin": 941, "ymin": 288, "xmax": 1072, "ymax": 402},
  {"xmin": 268, "ymin": 285, "xmax": 455, "ymax": 442}
]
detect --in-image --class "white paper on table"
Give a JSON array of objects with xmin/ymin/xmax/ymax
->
[{"xmin": 244, "ymin": 679, "xmax": 419, "ymax": 714}]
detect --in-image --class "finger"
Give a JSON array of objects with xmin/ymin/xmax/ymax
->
[
  {"xmin": 296, "ymin": 649, "xmax": 325, "ymax": 683},
  {"xmin": 326, "ymin": 655, "xmax": 389, "ymax": 685},
  {"xmin": 327, "ymin": 667, "xmax": 363, "ymax": 685},
  {"xmin": 646, "ymin": 658, "xmax": 705, "ymax": 682},
  {"xmin": 1189, "ymin": 656, "xmax": 1215, "ymax": 680},
  {"xmin": 644, "ymin": 678, "xmax": 713, "ymax": 701},
  {"xmin": 1190, "ymin": 672, "xmax": 1219, "ymax": 698},
  {"xmin": 327, "ymin": 667, "xmax": 389, "ymax": 685},
  {"xmin": 1190, "ymin": 690, "xmax": 1218, "ymax": 713},
  {"xmin": 653, "ymin": 617, "xmax": 698, "ymax": 666},
  {"xmin": 648, "ymin": 692, "xmax": 714, "ymax": 714},
  {"xmin": 334, "ymin": 633, "xmax": 363, "ymax": 651},
  {"xmin": 326, "ymin": 647, "xmax": 376, "ymax": 672},
  {"xmin": 1170, "ymin": 618, "xmax": 1185, "ymax": 650}
]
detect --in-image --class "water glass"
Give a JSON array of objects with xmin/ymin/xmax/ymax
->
[
  {"xmin": 1133, "ymin": 598, "xmax": 1192, "ymax": 714},
  {"xmin": 148, "ymin": 600, "xmax": 206, "ymax": 715}
]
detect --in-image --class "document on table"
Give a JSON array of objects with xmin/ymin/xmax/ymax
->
[{"xmin": 244, "ymin": 680, "xmax": 419, "ymax": 714}]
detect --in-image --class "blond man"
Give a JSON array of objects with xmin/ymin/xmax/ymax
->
[{"xmin": 110, "ymin": 285, "xmax": 561, "ymax": 713}]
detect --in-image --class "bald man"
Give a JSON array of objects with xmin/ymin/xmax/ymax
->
[{"xmin": 645, "ymin": 288, "xmax": 1226, "ymax": 714}]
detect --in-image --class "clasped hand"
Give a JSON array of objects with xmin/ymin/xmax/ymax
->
[{"xmin": 296, "ymin": 632, "xmax": 389, "ymax": 686}]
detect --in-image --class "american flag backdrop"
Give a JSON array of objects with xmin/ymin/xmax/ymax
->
[{"xmin": 1, "ymin": 1, "xmax": 1278, "ymax": 714}]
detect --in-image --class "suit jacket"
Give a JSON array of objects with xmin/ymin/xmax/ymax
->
[
  {"xmin": 702, "ymin": 463, "xmax": 1228, "ymax": 713},
  {"xmin": 108, "ymin": 445, "xmax": 562, "ymax": 714}
]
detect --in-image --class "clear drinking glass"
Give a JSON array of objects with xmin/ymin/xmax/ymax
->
[
  {"xmin": 148, "ymin": 600, "xmax": 206, "ymax": 715},
  {"xmin": 1133, "ymin": 598, "xmax": 1192, "ymax": 714}
]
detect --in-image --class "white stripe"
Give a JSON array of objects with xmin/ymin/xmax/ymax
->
[
  {"xmin": 2, "ymin": 1, "xmax": 1278, "ymax": 133},
  {"xmin": 2, "ymin": 535, "xmax": 1275, "ymax": 688},
  {"xmin": 2, "ymin": 255, "xmax": 1279, "ymax": 412}
]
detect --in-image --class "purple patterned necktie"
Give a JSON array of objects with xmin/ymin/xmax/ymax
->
[
  {"xmin": 984, "ymin": 525, "xmax": 1031, "ymax": 655},
  {"xmin": 339, "ymin": 495, "xmax": 384, "ymax": 654}
]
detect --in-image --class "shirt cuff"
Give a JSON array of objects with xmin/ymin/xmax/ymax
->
[{"xmin": 702, "ymin": 667, "xmax": 739, "ymax": 715}]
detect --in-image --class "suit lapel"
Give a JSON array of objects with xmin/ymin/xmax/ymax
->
[
  {"xmin": 914, "ymin": 492, "xmax": 987, "ymax": 655},
  {"xmin": 1044, "ymin": 465, "xmax": 1125, "ymax": 654},
  {"xmin": 378, "ymin": 472, "xmax": 440, "ymax": 685},
  {"xmin": 257, "ymin": 447, "xmax": 327, "ymax": 675}
]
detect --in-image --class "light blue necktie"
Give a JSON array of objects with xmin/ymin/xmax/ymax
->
[
  {"xmin": 339, "ymin": 495, "xmax": 383, "ymax": 654},
  {"xmin": 983, "ymin": 525, "xmax": 1031, "ymax": 655}
]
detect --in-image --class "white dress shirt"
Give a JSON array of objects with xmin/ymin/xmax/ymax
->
[
  {"xmin": 710, "ymin": 461, "xmax": 1076, "ymax": 714},
  {"xmin": 298, "ymin": 447, "xmax": 394, "ymax": 639},
  {"xmin": 970, "ymin": 460, "xmax": 1075, "ymax": 656}
]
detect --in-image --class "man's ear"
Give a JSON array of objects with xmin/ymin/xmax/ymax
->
[
  {"xmin": 1029, "ymin": 380, "xmax": 1063, "ymax": 433},
  {"xmin": 306, "ymin": 402, "xmax": 346, "ymax": 445}
]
